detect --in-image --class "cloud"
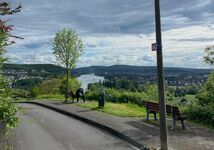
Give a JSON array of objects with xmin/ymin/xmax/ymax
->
[
  {"xmin": 4, "ymin": 0, "xmax": 214, "ymax": 69},
  {"xmin": 172, "ymin": 37, "xmax": 214, "ymax": 42}
]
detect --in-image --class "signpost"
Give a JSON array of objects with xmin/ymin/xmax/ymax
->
[
  {"xmin": 152, "ymin": 43, "xmax": 157, "ymax": 51},
  {"xmin": 152, "ymin": 43, "xmax": 162, "ymax": 51},
  {"xmin": 154, "ymin": 0, "xmax": 168, "ymax": 149}
]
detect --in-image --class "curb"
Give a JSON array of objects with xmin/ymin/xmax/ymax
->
[{"xmin": 19, "ymin": 101, "xmax": 149, "ymax": 150}]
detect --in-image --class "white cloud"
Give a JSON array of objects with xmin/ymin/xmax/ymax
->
[{"xmin": 4, "ymin": 0, "xmax": 214, "ymax": 69}]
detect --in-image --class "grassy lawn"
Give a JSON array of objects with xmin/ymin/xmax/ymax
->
[
  {"xmin": 78, "ymin": 101, "xmax": 147, "ymax": 117},
  {"xmin": 185, "ymin": 94, "xmax": 196, "ymax": 101},
  {"xmin": 35, "ymin": 94, "xmax": 65, "ymax": 101},
  {"xmin": 174, "ymin": 94, "xmax": 196, "ymax": 104}
]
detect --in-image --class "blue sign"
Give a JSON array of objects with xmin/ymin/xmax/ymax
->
[{"xmin": 152, "ymin": 43, "xmax": 162, "ymax": 51}]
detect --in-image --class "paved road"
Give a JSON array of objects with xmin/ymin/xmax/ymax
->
[{"xmin": 8, "ymin": 104, "xmax": 137, "ymax": 150}]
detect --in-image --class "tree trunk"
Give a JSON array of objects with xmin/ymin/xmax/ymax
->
[{"xmin": 65, "ymin": 67, "xmax": 69, "ymax": 102}]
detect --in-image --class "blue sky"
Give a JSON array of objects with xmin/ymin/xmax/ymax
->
[{"xmin": 5, "ymin": 0, "xmax": 214, "ymax": 68}]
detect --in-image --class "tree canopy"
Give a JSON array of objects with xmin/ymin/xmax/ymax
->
[
  {"xmin": 0, "ymin": 1, "xmax": 21, "ymax": 128},
  {"xmin": 204, "ymin": 45, "xmax": 214, "ymax": 66},
  {"xmin": 0, "ymin": 1, "xmax": 22, "ymax": 68},
  {"xmin": 53, "ymin": 28, "xmax": 84, "ymax": 69}
]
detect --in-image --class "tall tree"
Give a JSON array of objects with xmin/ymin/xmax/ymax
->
[
  {"xmin": 197, "ymin": 45, "xmax": 214, "ymax": 105},
  {"xmin": 0, "ymin": 1, "xmax": 21, "ymax": 128},
  {"xmin": 0, "ymin": 1, "xmax": 22, "ymax": 68},
  {"xmin": 204, "ymin": 45, "xmax": 214, "ymax": 66},
  {"xmin": 53, "ymin": 28, "xmax": 84, "ymax": 102}
]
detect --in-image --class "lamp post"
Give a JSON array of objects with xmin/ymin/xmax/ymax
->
[{"xmin": 154, "ymin": 0, "xmax": 168, "ymax": 149}]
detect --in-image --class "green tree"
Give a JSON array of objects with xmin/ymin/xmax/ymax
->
[
  {"xmin": 53, "ymin": 28, "xmax": 84, "ymax": 102},
  {"xmin": 204, "ymin": 45, "xmax": 214, "ymax": 65},
  {"xmin": 198, "ymin": 45, "xmax": 214, "ymax": 105},
  {"xmin": 144, "ymin": 84, "xmax": 158, "ymax": 101},
  {"xmin": 59, "ymin": 76, "xmax": 81, "ymax": 96},
  {"xmin": 0, "ymin": 1, "xmax": 21, "ymax": 128},
  {"xmin": 185, "ymin": 46, "xmax": 214, "ymax": 127},
  {"xmin": 197, "ymin": 72, "xmax": 214, "ymax": 105},
  {"xmin": 174, "ymin": 87, "xmax": 185, "ymax": 97},
  {"xmin": 0, "ymin": 2, "xmax": 22, "ymax": 67}
]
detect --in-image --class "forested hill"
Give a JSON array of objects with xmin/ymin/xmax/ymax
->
[
  {"xmin": 3, "ymin": 63, "xmax": 213, "ymax": 77},
  {"xmin": 3, "ymin": 63, "xmax": 66, "ymax": 77},
  {"xmin": 72, "ymin": 65, "xmax": 213, "ymax": 76}
]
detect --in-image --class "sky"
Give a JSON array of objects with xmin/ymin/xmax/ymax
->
[{"xmin": 4, "ymin": 0, "xmax": 214, "ymax": 68}]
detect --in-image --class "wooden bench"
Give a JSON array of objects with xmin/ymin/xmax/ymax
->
[{"xmin": 145, "ymin": 101, "xmax": 187, "ymax": 131}]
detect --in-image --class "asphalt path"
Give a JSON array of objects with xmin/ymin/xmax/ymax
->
[{"xmin": 8, "ymin": 103, "xmax": 137, "ymax": 150}]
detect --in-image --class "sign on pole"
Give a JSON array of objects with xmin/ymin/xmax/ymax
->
[
  {"xmin": 152, "ymin": 43, "xmax": 157, "ymax": 51},
  {"xmin": 152, "ymin": 43, "xmax": 162, "ymax": 51}
]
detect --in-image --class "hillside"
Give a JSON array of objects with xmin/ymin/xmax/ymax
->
[
  {"xmin": 3, "ymin": 63, "xmax": 66, "ymax": 78},
  {"xmin": 2, "ymin": 63, "xmax": 213, "ymax": 89},
  {"xmin": 3, "ymin": 63, "xmax": 212, "ymax": 77},
  {"xmin": 72, "ymin": 65, "xmax": 212, "ymax": 76},
  {"xmin": 3, "ymin": 64, "xmax": 212, "ymax": 77}
]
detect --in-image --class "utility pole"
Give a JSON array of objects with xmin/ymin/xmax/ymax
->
[{"xmin": 154, "ymin": 0, "xmax": 168, "ymax": 149}]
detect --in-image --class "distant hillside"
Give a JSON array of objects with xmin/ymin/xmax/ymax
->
[
  {"xmin": 3, "ymin": 64, "xmax": 212, "ymax": 89},
  {"xmin": 3, "ymin": 64, "xmax": 213, "ymax": 77},
  {"xmin": 72, "ymin": 65, "xmax": 213, "ymax": 76},
  {"xmin": 3, "ymin": 63, "xmax": 65, "ymax": 71},
  {"xmin": 3, "ymin": 63, "xmax": 66, "ymax": 78}
]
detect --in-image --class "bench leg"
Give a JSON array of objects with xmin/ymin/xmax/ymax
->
[
  {"xmin": 180, "ymin": 119, "xmax": 186, "ymax": 129},
  {"xmin": 154, "ymin": 112, "xmax": 158, "ymax": 120},
  {"xmin": 173, "ymin": 117, "xmax": 176, "ymax": 131}
]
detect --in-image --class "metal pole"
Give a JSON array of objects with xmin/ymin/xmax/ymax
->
[{"xmin": 154, "ymin": 0, "xmax": 168, "ymax": 149}]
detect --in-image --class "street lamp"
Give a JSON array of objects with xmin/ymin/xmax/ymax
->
[{"xmin": 154, "ymin": 0, "xmax": 168, "ymax": 150}]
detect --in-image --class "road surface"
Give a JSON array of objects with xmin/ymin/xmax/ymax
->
[{"xmin": 8, "ymin": 103, "xmax": 137, "ymax": 150}]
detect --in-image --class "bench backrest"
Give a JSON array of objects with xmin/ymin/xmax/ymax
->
[{"xmin": 145, "ymin": 101, "xmax": 181, "ymax": 117}]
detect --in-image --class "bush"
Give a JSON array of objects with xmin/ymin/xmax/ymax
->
[
  {"xmin": 59, "ymin": 76, "xmax": 81, "ymax": 95},
  {"xmin": 86, "ymin": 87, "xmax": 152, "ymax": 105},
  {"xmin": 185, "ymin": 102, "xmax": 214, "ymax": 128},
  {"xmin": 106, "ymin": 89, "xmax": 147, "ymax": 104},
  {"xmin": 0, "ymin": 100, "xmax": 18, "ymax": 128},
  {"xmin": 32, "ymin": 76, "xmax": 81, "ymax": 97},
  {"xmin": 184, "ymin": 72, "xmax": 214, "ymax": 128},
  {"xmin": 10, "ymin": 89, "xmax": 32, "ymax": 99},
  {"xmin": 0, "ymin": 75, "xmax": 18, "ymax": 127}
]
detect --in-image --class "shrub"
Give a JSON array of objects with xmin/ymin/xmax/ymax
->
[
  {"xmin": 10, "ymin": 89, "xmax": 32, "ymax": 99},
  {"xmin": 32, "ymin": 76, "xmax": 81, "ymax": 97},
  {"xmin": 0, "ymin": 76, "xmax": 18, "ymax": 127},
  {"xmin": 59, "ymin": 76, "xmax": 81, "ymax": 95},
  {"xmin": 0, "ymin": 100, "xmax": 18, "ymax": 128},
  {"xmin": 86, "ymin": 87, "xmax": 150, "ymax": 105},
  {"xmin": 185, "ymin": 102, "xmax": 214, "ymax": 128},
  {"xmin": 184, "ymin": 71, "xmax": 214, "ymax": 128}
]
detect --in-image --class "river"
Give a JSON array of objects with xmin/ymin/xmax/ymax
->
[{"xmin": 77, "ymin": 74, "xmax": 104, "ymax": 90}]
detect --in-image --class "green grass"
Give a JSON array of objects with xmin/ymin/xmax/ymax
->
[
  {"xmin": 78, "ymin": 101, "xmax": 147, "ymax": 117},
  {"xmin": 35, "ymin": 94, "xmax": 65, "ymax": 101},
  {"xmin": 185, "ymin": 94, "xmax": 196, "ymax": 101},
  {"xmin": 174, "ymin": 94, "xmax": 196, "ymax": 103}
]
